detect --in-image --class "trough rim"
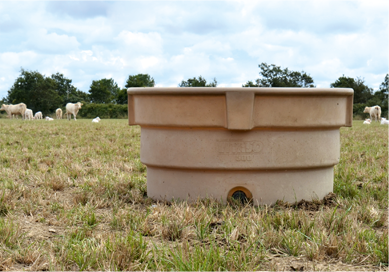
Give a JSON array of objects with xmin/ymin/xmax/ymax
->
[{"xmin": 127, "ymin": 87, "xmax": 354, "ymax": 96}]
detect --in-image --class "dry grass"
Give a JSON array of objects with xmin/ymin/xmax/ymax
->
[{"xmin": 0, "ymin": 119, "xmax": 387, "ymax": 271}]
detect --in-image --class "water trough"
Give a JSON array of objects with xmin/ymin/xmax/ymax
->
[{"xmin": 128, "ymin": 87, "xmax": 353, "ymax": 205}]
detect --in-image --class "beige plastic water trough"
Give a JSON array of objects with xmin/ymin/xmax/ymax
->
[{"xmin": 128, "ymin": 87, "xmax": 353, "ymax": 205}]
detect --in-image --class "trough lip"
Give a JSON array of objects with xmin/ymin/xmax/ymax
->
[
  {"xmin": 141, "ymin": 163, "xmax": 338, "ymax": 171},
  {"xmin": 127, "ymin": 87, "xmax": 354, "ymax": 96}
]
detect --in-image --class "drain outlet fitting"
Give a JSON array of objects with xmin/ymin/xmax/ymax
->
[{"xmin": 228, "ymin": 186, "xmax": 252, "ymax": 204}]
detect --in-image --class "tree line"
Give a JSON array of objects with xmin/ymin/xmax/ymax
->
[
  {"xmin": 0, "ymin": 69, "xmax": 156, "ymax": 115},
  {"xmin": 1, "ymin": 64, "xmax": 387, "ymax": 117}
]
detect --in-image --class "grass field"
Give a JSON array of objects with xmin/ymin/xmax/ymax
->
[{"xmin": 0, "ymin": 118, "xmax": 387, "ymax": 271}]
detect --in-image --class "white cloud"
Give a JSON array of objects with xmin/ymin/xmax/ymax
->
[
  {"xmin": 0, "ymin": 51, "xmax": 39, "ymax": 96},
  {"xmin": 0, "ymin": 51, "xmax": 38, "ymax": 67},
  {"xmin": 22, "ymin": 29, "xmax": 80, "ymax": 54},
  {"xmin": 0, "ymin": 0, "xmax": 387, "ymax": 99},
  {"xmin": 116, "ymin": 31, "xmax": 163, "ymax": 55}
]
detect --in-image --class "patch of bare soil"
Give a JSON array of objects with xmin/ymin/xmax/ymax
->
[
  {"xmin": 274, "ymin": 192, "xmax": 337, "ymax": 211},
  {"xmin": 265, "ymin": 254, "xmax": 388, "ymax": 271},
  {"xmin": 375, "ymin": 209, "xmax": 388, "ymax": 236},
  {"xmin": 258, "ymin": 254, "xmax": 389, "ymax": 272},
  {"xmin": 22, "ymin": 219, "xmax": 62, "ymax": 241}
]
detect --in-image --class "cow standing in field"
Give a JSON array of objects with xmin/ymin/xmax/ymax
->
[
  {"xmin": 0, "ymin": 103, "xmax": 27, "ymax": 120},
  {"xmin": 34, "ymin": 111, "xmax": 43, "ymax": 120},
  {"xmin": 25, "ymin": 109, "xmax": 34, "ymax": 120},
  {"xmin": 56, "ymin": 108, "xmax": 63, "ymax": 119},
  {"xmin": 363, "ymin": 106, "xmax": 381, "ymax": 122},
  {"xmin": 65, "ymin": 102, "xmax": 83, "ymax": 121}
]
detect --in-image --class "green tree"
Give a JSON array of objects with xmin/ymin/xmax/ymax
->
[
  {"xmin": 125, "ymin": 74, "xmax": 155, "ymax": 88},
  {"xmin": 89, "ymin": 78, "xmax": 120, "ymax": 104},
  {"xmin": 371, "ymin": 74, "xmax": 388, "ymax": 117},
  {"xmin": 377, "ymin": 74, "xmax": 388, "ymax": 100},
  {"xmin": 116, "ymin": 74, "xmax": 156, "ymax": 104},
  {"xmin": 51, "ymin": 72, "xmax": 89, "ymax": 105},
  {"xmin": 51, "ymin": 72, "xmax": 73, "ymax": 102},
  {"xmin": 178, "ymin": 76, "xmax": 217, "ymax": 87},
  {"xmin": 116, "ymin": 88, "xmax": 129, "ymax": 104},
  {"xmin": 330, "ymin": 76, "xmax": 373, "ymax": 104},
  {"xmin": 243, "ymin": 63, "xmax": 315, "ymax": 88},
  {"xmin": 6, "ymin": 68, "xmax": 62, "ymax": 114},
  {"xmin": 69, "ymin": 89, "xmax": 90, "ymax": 104}
]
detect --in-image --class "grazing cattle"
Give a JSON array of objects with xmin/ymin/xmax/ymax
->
[
  {"xmin": 381, "ymin": 118, "xmax": 389, "ymax": 125},
  {"xmin": 34, "ymin": 111, "xmax": 43, "ymax": 120},
  {"xmin": 65, "ymin": 102, "xmax": 83, "ymax": 121},
  {"xmin": 363, "ymin": 119, "xmax": 371, "ymax": 125},
  {"xmin": 363, "ymin": 106, "xmax": 381, "ymax": 122},
  {"xmin": 92, "ymin": 117, "xmax": 101, "ymax": 123},
  {"xmin": 56, "ymin": 108, "xmax": 63, "ymax": 119},
  {"xmin": 25, "ymin": 109, "xmax": 34, "ymax": 120},
  {"xmin": 0, "ymin": 103, "xmax": 27, "ymax": 120}
]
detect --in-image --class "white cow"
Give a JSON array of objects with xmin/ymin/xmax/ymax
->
[
  {"xmin": 363, "ymin": 106, "xmax": 381, "ymax": 122},
  {"xmin": 0, "ymin": 103, "xmax": 27, "ymax": 120},
  {"xmin": 56, "ymin": 108, "xmax": 63, "ymax": 119},
  {"xmin": 25, "ymin": 109, "xmax": 34, "ymax": 120},
  {"xmin": 34, "ymin": 111, "xmax": 43, "ymax": 120},
  {"xmin": 380, "ymin": 118, "xmax": 389, "ymax": 125},
  {"xmin": 92, "ymin": 117, "xmax": 101, "ymax": 123},
  {"xmin": 65, "ymin": 102, "xmax": 83, "ymax": 121},
  {"xmin": 45, "ymin": 116, "xmax": 54, "ymax": 121},
  {"xmin": 363, "ymin": 119, "xmax": 371, "ymax": 125}
]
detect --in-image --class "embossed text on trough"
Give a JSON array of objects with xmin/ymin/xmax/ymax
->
[{"xmin": 217, "ymin": 140, "xmax": 262, "ymax": 154}]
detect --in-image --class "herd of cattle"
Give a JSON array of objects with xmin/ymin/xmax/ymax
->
[
  {"xmin": 362, "ymin": 105, "xmax": 389, "ymax": 125},
  {"xmin": 0, "ymin": 102, "xmax": 84, "ymax": 121}
]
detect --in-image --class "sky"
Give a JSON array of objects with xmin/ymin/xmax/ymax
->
[{"xmin": 0, "ymin": 0, "xmax": 388, "ymax": 99}]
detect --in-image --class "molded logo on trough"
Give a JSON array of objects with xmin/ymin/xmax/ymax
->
[{"xmin": 217, "ymin": 140, "xmax": 262, "ymax": 154}]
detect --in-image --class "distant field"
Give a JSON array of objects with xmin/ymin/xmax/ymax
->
[{"xmin": 0, "ymin": 119, "xmax": 387, "ymax": 271}]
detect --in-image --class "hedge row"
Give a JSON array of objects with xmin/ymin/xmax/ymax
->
[{"xmin": 77, "ymin": 103, "xmax": 128, "ymax": 119}]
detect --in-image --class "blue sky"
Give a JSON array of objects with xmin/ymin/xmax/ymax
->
[{"xmin": 0, "ymin": 0, "xmax": 388, "ymax": 99}]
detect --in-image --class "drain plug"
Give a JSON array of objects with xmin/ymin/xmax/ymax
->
[
  {"xmin": 228, "ymin": 187, "xmax": 252, "ymax": 204},
  {"xmin": 232, "ymin": 190, "xmax": 247, "ymax": 203}
]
